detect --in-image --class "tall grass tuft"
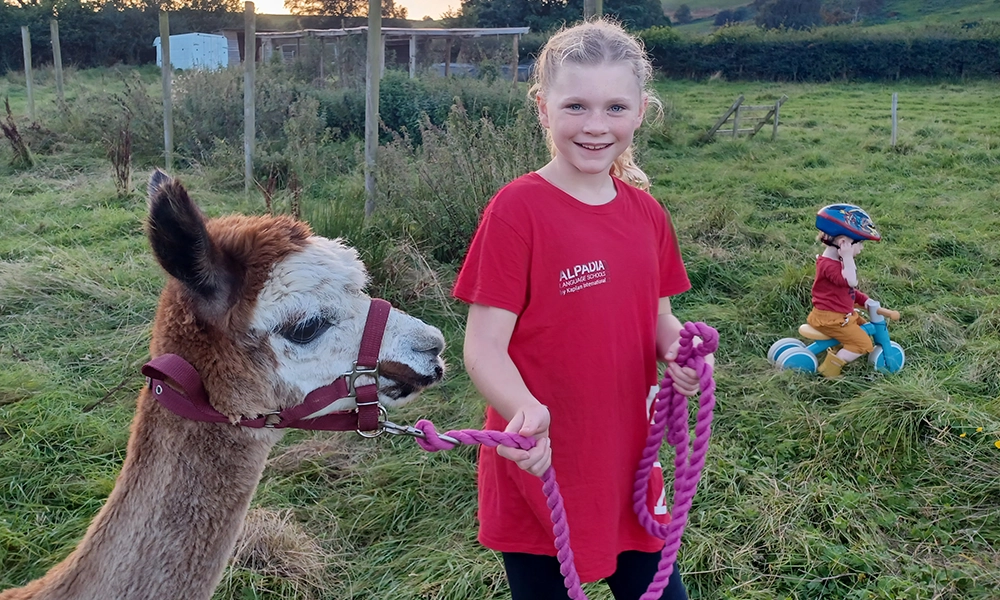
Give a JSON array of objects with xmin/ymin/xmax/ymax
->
[
  {"xmin": 374, "ymin": 103, "xmax": 548, "ymax": 264},
  {"xmin": 105, "ymin": 107, "xmax": 132, "ymax": 198},
  {"xmin": 2, "ymin": 97, "xmax": 34, "ymax": 168},
  {"xmin": 223, "ymin": 507, "xmax": 337, "ymax": 600}
]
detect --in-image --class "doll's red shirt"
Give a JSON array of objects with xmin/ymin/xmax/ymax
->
[
  {"xmin": 453, "ymin": 173, "xmax": 690, "ymax": 582},
  {"xmin": 812, "ymin": 255, "xmax": 870, "ymax": 313}
]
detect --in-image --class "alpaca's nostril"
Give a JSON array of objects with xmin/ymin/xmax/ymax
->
[{"xmin": 415, "ymin": 338, "xmax": 445, "ymax": 357}]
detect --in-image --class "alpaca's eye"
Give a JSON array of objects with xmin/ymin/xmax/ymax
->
[{"xmin": 280, "ymin": 317, "xmax": 330, "ymax": 345}]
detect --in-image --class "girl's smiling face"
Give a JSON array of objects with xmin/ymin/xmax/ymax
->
[{"xmin": 536, "ymin": 61, "xmax": 647, "ymax": 180}]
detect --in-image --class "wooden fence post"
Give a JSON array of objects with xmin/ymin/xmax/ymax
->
[
  {"xmin": 21, "ymin": 27, "xmax": 34, "ymax": 121},
  {"xmin": 244, "ymin": 1, "xmax": 256, "ymax": 194},
  {"xmin": 409, "ymin": 35, "xmax": 417, "ymax": 78},
  {"xmin": 319, "ymin": 37, "xmax": 325, "ymax": 85},
  {"xmin": 443, "ymin": 37, "xmax": 452, "ymax": 77},
  {"xmin": 511, "ymin": 34, "xmax": 519, "ymax": 83},
  {"xmin": 772, "ymin": 98, "xmax": 781, "ymax": 140},
  {"xmin": 50, "ymin": 20, "xmax": 64, "ymax": 102},
  {"xmin": 364, "ymin": 0, "xmax": 382, "ymax": 217},
  {"xmin": 891, "ymin": 92, "xmax": 898, "ymax": 148},
  {"xmin": 158, "ymin": 13, "xmax": 172, "ymax": 170},
  {"xmin": 334, "ymin": 37, "xmax": 342, "ymax": 83}
]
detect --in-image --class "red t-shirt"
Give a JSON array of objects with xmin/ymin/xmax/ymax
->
[
  {"xmin": 812, "ymin": 255, "xmax": 869, "ymax": 313},
  {"xmin": 453, "ymin": 173, "xmax": 691, "ymax": 581}
]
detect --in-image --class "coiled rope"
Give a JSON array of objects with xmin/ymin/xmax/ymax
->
[{"xmin": 412, "ymin": 322, "xmax": 718, "ymax": 599}]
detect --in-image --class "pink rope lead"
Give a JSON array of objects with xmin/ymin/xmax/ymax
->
[{"xmin": 413, "ymin": 321, "xmax": 719, "ymax": 600}]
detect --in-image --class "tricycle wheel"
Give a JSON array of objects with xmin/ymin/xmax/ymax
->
[
  {"xmin": 768, "ymin": 338, "xmax": 807, "ymax": 364},
  {"xmin": 776, "ymin": 348, "xmax": 818, "ymax": 373},
  {"xmin": 869, "ymin": 341, "xmax": 905, "ymax": 373}
]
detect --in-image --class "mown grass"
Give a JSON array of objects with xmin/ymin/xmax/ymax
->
[{"xmin": 2, "ymin": 69, "xmax": 1000, "ymax": 600}]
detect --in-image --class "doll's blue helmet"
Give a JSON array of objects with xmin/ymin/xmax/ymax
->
[{"xmin": 816, "ymin": 204, "xmax": 881, "ymax": 242}]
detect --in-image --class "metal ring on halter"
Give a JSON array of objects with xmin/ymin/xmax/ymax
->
[{"xmin": 356, "ymin": 404, "xmax": 388, "ymax": 438}]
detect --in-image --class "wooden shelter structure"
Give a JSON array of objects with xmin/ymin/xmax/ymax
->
[{"xmin": 255, "ymin": 26, "xmax": 530, "ymax": 81}]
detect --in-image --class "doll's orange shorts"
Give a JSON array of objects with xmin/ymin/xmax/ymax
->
[{"xmin": 807, "ymin": 309, "xmax": 874, "ymax": 355}]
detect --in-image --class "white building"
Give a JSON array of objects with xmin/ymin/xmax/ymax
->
[{"xmin": 153, "ymin": 33, "xmax": 230, "ymax": 70}]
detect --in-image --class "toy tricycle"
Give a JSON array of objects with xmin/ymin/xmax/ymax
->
[{"xmin": 767, "ymin": 299, "xmax": 905, "ymax": 374}]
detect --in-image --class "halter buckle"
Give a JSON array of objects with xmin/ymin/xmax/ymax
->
[{"xmin": 344, "ymin": 361, "xmax": 379, "ymax": 397}]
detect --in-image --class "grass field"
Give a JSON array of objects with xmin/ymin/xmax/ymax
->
[
  {"xmin": 885, "ymin": 0, "xmax": 1000, "ymax": 23},
  {"xmin": 1, "ymin": 68, "xmax": 1000, "ymax": 599}
]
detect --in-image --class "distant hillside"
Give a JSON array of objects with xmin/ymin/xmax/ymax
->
[
  {"xmin": 665, "ymin": 0, "xmax": 1000, "ymax": 35},
  {"xmin": 884, "ymin": 0, "xmax": 1000, "ymax": 23},
  {"xmin": 662, "ymin": 0, "xmax": 750, "ymax": 22}
]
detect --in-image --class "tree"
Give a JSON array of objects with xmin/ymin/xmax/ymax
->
[
  {"xmin": 821, "ymin": 0, "xmax": 885, "ymax": 24},
  {"xmin": 459, "ymin": 0, "xmax": 668, "ymax": 32},
  {"xmin": 284, "ymin": 0, "xmax": 405, "ymax": 17},
  {"xmin": 602, "ymin": 0, "xmax": 671, "ymax": 29},
  {"xmin": 382, "ymin": 0, "xmax": 406, "ymax": 18},
  {"xmin": 752, "ymin": 0, "xmax": 821, "ymax": 29},
  {"xmin": 285, "ymin": 0, "xmax": 363, "ymax": 16},
  {"xmin": 673, "ymin": 3, "xmax": 691, "ymax": 24}
]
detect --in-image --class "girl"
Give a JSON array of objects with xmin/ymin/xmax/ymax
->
[{"xmin": 453, "ymin": 18, "xmax": 709, "ymax": 600}]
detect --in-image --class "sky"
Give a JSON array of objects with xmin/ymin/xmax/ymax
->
[{"xmin": 252, "ymin": 0, "xmax": 458, "ymax": 20}]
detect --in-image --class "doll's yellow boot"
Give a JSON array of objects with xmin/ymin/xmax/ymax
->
[{"xmin": 817, "ymin": 350, "xmax": 848, "ymax": 378}]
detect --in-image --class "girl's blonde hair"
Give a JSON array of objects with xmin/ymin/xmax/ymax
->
[{"xmin": 529, "ymin": 18, "xmax": 662, "ymax": 190}]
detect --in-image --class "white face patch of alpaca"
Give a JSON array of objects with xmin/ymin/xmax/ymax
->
[{"xmin": 250, "ymin": 236, "xmax": 445, "ymax": 415}]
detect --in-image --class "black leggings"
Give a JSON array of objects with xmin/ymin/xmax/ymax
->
[{"xmin": 502, "ymin": 550, "xmax": 688, "ymax": 600}]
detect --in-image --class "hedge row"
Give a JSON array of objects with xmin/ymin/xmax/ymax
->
[{"xmin": 639, "ymin": 24, "xmax": 1000, "ymax": 81}]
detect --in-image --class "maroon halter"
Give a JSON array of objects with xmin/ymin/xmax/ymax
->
[{"xmin": 141, "ymin": 298, "xmax": 392, "ymax": 432}]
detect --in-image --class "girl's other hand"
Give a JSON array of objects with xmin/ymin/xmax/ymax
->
[
  {"xmin": 664, "ymin": 340, "xmax": 712, "ymax": 397},
  {"xmin": 497, "ymin": 404, "xmax": 552, "ymax": 477},
  {"xmin": 666, "ymin": 359, "xmax": 700, "ymax": 397}
]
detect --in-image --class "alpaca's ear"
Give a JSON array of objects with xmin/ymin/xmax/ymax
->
[{"xmin": 146, "ymin": 169, "xmax": 234, "ymax": 306}]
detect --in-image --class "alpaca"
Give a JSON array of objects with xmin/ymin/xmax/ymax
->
[{"xmin": 0, "ymin": 170, "xmax": 446, "ymax": 600}]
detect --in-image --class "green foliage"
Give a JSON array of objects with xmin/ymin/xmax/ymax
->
[
  {"xmin": 372, "ymin": 103, "xmax": 549, "ymax": 264},
  {"xmin": 0, "ymin": 1, "xmax": 242, "ymax": 76},
  {"xmin": 314, "ymin": 71, "xmax": 526, "ymax": 144},
  {"xmin": 171, "ymin": 63, "xmax": 302, "ymax": 163},
  {"xmin": 643, "ymin": 22, "xmax": 1000, "ymax": 80},
  {"xmin": 46, "ymin": 68, "xmax": 163, "ymax": 162}
]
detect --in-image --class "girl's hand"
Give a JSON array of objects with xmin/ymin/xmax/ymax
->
[
  {"xmin": 664, "ymin": 339, "xmax": 712, "ymax": 397},
  {"xmin": 497, "ymin": 404, "xmax": 552, "ymax": 477}
]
